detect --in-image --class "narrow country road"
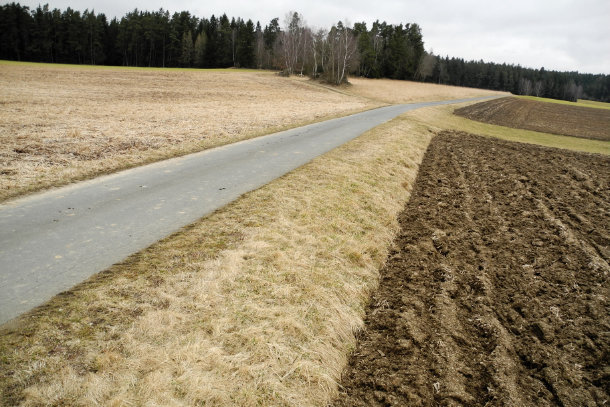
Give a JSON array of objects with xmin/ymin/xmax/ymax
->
[{"xmin": 0, "ymin": 97, "xmax": 492, "ymax": 324}]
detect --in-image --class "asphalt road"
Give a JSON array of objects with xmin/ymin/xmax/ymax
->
[{"xmin": 0, "ymin": 97, "xmax": 492, "ymax": 324}]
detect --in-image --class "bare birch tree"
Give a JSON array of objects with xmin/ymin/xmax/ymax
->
[
  {"xmin": 416, "ymin": 51, "xmax": 437, "ymax": 81},
  {"xmin": 299, "ymin": 27, "xmax": 312, "ymax": 75},
  {"xmin": 325, "ymin": 21, "xmax": 357, "ymax": 85},
  {"xmin": 311, "ymin": 28, "xmax": 327, "ymax": 79},
  {"xmin": 279, "ymin": 11, "xmax": 303, "ymax": 75},
  {"xmin": 533, "ymin": 80, "xmax": 544, "ymax": 97},
  {"xmin": 519, "ymin": 77, "xmax": 532, "ymax": 95}
]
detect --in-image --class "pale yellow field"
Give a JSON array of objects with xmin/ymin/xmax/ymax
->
[
  {"xmin": 347, "ymin": 77, "xmax": 508, "ymax": 104},
  {"xmin": 0, "ymin": 62, "xmax": 378, "ymax": 201}
]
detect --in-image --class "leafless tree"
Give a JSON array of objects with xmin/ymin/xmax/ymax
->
[
  {"xmin": 325, "ymin": 21, "xmax": 358, "ymax": 85},
  {"xmin": 279, "ymin": 11, "xmax": 304, "ymax": 75},
  {"xmin": 194, "ymin": 32, "xmax": 207, "ymax": 67},
  {"xmin": 416, "ymin": 51, "xmax": 437, "ymax": 81},
  {"xmin": 519, "ymin": 77, "xmax": 532, "ymax": 95},
  {"xmin": 255, "ymin": 26, "xmax": 264, "ymax": 69},
  {"xmin": 563, "ymin": 80, "xmax": 583, "ymax": 102},
  {"xmin": 533, "ymin": 81, "xmax": 544, "ymax": 97},
  {"xmin": 311, "ymin": 28, "xmax": 327, "ymax": 79},
  {"xmin": 299, "ymin": 27, "xmax": 312, "ymax": 75},
  {"xmin": 231, "ymin": 27, "xmax": 237, "ymax": 67}
]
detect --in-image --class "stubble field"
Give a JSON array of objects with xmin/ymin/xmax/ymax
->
[
  {"xmin": 347, "ymin": 77, "xmax": 506, "ymax": 104},
  {"xmin": 336, "ymin": 131, "xmax": 610, "ymax": 406}
]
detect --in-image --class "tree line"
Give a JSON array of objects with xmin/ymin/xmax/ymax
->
[
  {"xmin": 415, "ymin": 55, "xmax": 609, "ymax": 102},
  {"xmin": 1, "ymin": 3, "xmax": 608, "ymax": 101}
]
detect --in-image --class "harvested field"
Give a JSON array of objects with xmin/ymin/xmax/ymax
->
[
  {"xmin": 455, "ymin": 96, "xmax": 610, "ymax": 141},
  {"xmin": 336, "ymin": 131, "xmax": 610, "ymax": 406},
  {"xmin": 347, "ymin": 77, "xmax": 506, "ymax": 105},
  {"xmin": 0, "ymin": 62, "xmax": 378, "ymax": 201}
]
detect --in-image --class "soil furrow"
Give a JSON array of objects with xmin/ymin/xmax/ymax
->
[{"xmin": 335, "ymin": 131, "xmax": 609, "ymax": 406}]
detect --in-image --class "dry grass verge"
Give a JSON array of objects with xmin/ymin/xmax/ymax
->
[
  {"xmin": 0, "ymin": 110, "xmax": 435, "ymax": 406},
  {"xmin": 0, "ymin": 62, "xmax": 379, "ymax": 202}
]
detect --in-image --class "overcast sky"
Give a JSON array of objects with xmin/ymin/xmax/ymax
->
[{"xmin": 13, "ymin": 0, "xmax": 610, "ymax": 74}]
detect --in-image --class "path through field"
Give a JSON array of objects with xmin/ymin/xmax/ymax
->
[
  {"xmin": 0, "ymin": 98, "xmax": 492, "ymax": 324},
  {"xmin": 336, "ymin": 131, "xmax": 609, "ymax": 406}
]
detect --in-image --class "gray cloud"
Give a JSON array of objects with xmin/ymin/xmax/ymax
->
[{"xmin": 14, "ymin": 0, "xmax": 610, "ymax": 73}]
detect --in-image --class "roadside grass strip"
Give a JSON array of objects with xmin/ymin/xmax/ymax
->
[{"xmin": 0, "ymin": 113, "xmax": 433, "ymax": 406}]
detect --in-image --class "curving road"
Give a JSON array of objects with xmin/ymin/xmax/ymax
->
[{"xmin": 0, "ymin": 97, "xmax": 493, "ymax": 324}]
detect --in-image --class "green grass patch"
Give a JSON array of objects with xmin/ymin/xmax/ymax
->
[
  {"xmin": 474, "ymin": 124, "xmax": 610, "ymax": 155},
  {"xmin": 578, "ymin": 99, "xmax": 610, "ymax": 110},
  {"xmin": 418, "ymin": 104, "xmax": 610, "ymax": 156},
  {"xmin": 517, "ymin": 95, "xmax": 610, "ymax": 110}
]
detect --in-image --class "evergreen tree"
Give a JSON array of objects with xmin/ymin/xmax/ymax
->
[
  {"xmin": 180, "ymin": 30, "xmax": 193, "ymax": 66},
  {"xmin": 236, "ymin": 19, "xmax": 255, "ymax": 68},
  {"xmin": 194, "ymin": 31, "xmax": 206, "ymax": 67}
]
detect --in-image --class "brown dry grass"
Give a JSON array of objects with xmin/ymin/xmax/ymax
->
[
  {"xmin": 346, "ymin": 77, "xmax": 508, "ymax": 104},
  {"xmin": 0, "ymin": 62, "xmax": 379, "ymax": 202},
  {"xmin": 0, "ymin": 109, "xmax": 436, "ymax": 406}
]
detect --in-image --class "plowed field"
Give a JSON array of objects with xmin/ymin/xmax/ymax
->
[
  {"xmin": 454, "ymin": 97, "xmax": 610, "ymax": 141},
  {"xmin": 336, "ymin": 131, "xmax": 610, "ymax": 406}
]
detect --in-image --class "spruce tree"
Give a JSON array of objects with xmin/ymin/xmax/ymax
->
[
  {"xmin": 194, "ymin": 31, "xmax": 206, "ymax": 67},
  {"xmin": 180, "ymin": 30, "xmax": 193, "ymax": 66}
]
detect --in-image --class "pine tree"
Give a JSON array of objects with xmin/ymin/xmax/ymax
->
[
  {"xmin": 180, "ymin": 30, "xmax": 193, "ymax": 66},
  {"xmin": 194, "ymin": 31, "xmax": 206, "ymax": 67},
  {"xmin": 236, "ymin": 19, "xmax": 255, "ymax": 68}
]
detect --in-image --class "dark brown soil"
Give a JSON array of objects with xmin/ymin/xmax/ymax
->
[
  {"xmin": 454, "ymin": 97, "xmax": 610, "ymax": 141},
  {"xmin": 335, "ymin": 131, "xmax": 610, "ymax": 406}
]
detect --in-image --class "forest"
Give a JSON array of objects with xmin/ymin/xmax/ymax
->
[{"xmin": 1, "ymin": 3, "xmax": 608, "ymax": 101}]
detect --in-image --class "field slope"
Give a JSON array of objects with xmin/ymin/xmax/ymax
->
[{"xmin": 454, "ymin": 96, "xmax": 610, "ymax": 141}]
